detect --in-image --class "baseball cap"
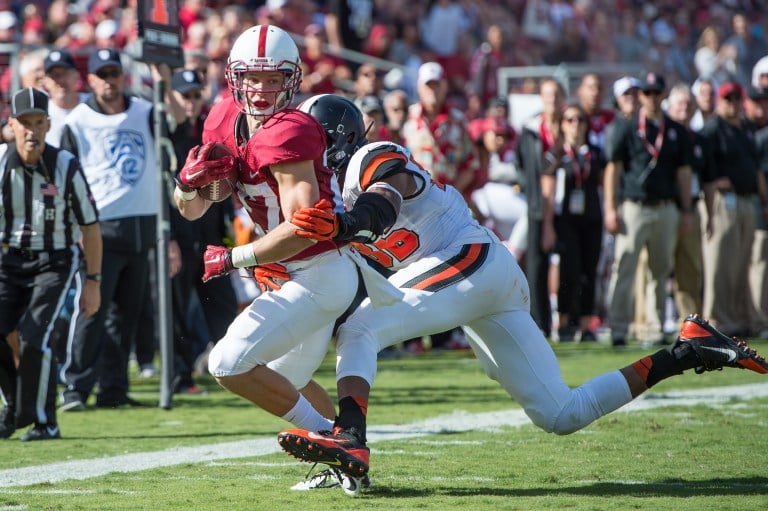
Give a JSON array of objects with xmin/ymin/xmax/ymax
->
[
  {"xmin": 748, "ymin": 85, "xmax": 768, "ymax": 100},
  {"xmin": 417, "ymin": 62, "xmax": 444, "ymax": 86},
  {"xmin": 613, "ymin": 76, "xmax": 641, "ymax": 99},
  {"xmin": 88, "ymin": 48, "xmax": 122, "ymax": 74},
  {"xmin": 44, "ymin": 49, "xmax": 77, "ymax": 73},
  {"xmin": 355, "ymin": 95, "xmax": 383, "ymax": 115},
  {"xmin": 640, "ymin": 72, "xmax": 666, "ymax": 92},
  {"xmin": 718, "ymin": 81, "xmax": 744, "ymax": 99},
  {"xmin": 0, "ymin": 10, "xmax": 16, "ymax": 30},
  {"xmin": 10, "ymin": 87, "xmax": 49, "ymax": 118},
  {"xmin": 171, "ymin": 69, "xmax": 203, "ymax": 94}
]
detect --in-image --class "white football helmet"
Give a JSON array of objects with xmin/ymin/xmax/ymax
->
[{"xmin": 225, "ymin": 25, "xmax": 302, "ymax": 117}]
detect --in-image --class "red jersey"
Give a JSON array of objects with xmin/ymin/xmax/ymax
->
[{"xmin": 202, "ymin": 96, "xmax": 340, "ymax": 260}]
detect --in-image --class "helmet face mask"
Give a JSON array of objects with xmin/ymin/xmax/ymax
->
[
  {"xmin": 226, "ymin": 25, "xmax": 302, "ymax": 117},
  {"xmin": 299, "ymin": 94, "xmax": 367, "ymax": 175}
]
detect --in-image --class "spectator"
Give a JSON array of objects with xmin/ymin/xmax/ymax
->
[
  {"xmin": 401, "ymin": 62, "xmax": 478, "ymax": 197},
  {"xmin": 699, "ymin": 81, "xmax": 768, "ymax": 337},
  {"xmin": 665, "ymin": 83, "xmax": 715, "ymax": 330},
  {"xmin": 516, "ymin": 78, "xmax": 565, "ymax": 337},
  {"xmin": 723, "ymin": 11, "xmax": 768, "ymax": 87},
  {"xmin": 542, "ymin": 104, "xmax": 605, "ymax": 342},
  {"xmin": 325, "ymin": 0, "xmax": 377, "ymax": 67},
  {"xmin": 612, "ymin": 76, "xmax": 641, "ymax": 119},
  {"xmin": 466, "ymin": 23, "xmax": 514, "ymax": 110},
  {"xmin": 19, "ymin": 49, "xmax": 47, "ymax": 89},
  {"xmin": 577, "ymin": 73, "xmax": 615, "ymax": 150},
  {"xmin": 613, "ymin": 8, "xmax": 646, "ymax": 64},
  {"xmin": 379, "ymin": 89, "xmax": 409, "ymax": 145},
  {"xmin": 749, "ymin": 85, "xmax": 768, "ymax": 337},
  {"xmin": 603, "ymin": 72, "xmax": 693, "ymax": 347},
  {"xmin": 0, "ymin": 88, "xmax": 101, "ymax": 440},
  {"xmin": 544, "ymin": 17, "xmax": 588, "ymax": 65},
  {"xmin": 354, "ymin": 95, "xmax": 384, "ymax": 142},
  {"xmin": 41, "ymin": 49, "xmax": 87, "ymax": 146},
  {"xmin": 694, "ymin": 25, "xmax": 734, "ymax": 84},
  {"xmin": 471, "ymin": 116, "xmax": 527, "ymax": 261},
  {"xmin": 58, "ymin": 49, "xmax": 171, "ymax": 410},
  {"xmin": 299, "ymin": 23, "xmax": 350, "ymax": 97},
  {"xmin": 351, "ymin": 63, "xmax": 384, "ymax": 102},
  {"xmin": 690, "ymin": 77, "xmax": 718, "ymax": 132}
]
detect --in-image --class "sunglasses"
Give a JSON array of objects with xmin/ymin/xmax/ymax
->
[
  {"xmin": 183, "ymin": 91, "xmax": 202, "ymax": 100},
  {"xmin": 641, "ymin": 89, "xmax": 662, "ymax": 96},
  {"xmin": 722, "ymin": 94, "xmax": 742, "ymax": 102},
  {"xmin": 96, "ymin": 68, "xmax": 121, "ymax": 79}
]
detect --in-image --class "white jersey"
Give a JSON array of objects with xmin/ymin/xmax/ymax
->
[
  {"xmin": 342, "ymin": 141, "xmax": 497, "ymax": 271},
  {"xmin": 63, "ymin": 97, "xmax": 158, "ymax": 221},
  {"xmin": 334, "ymin": 141, "xmax": 634, "ymax": 438}
]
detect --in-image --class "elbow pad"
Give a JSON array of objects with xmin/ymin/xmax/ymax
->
[{"xmin": 335, "ymin": 192, "xmax": 399, "ymax": 243}]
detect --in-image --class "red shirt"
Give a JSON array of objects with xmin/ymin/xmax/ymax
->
[{"xmin": 202, "ymin": 97, "xmax": 340, "ymax": 260}]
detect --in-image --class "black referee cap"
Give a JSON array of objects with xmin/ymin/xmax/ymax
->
[{"xmin": 10, "ymin": 88, "xmax": 49, "ymax": 118}]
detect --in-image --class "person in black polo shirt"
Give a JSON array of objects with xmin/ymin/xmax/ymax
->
[
  {"xmin": 0, "ymin": 88, "xmax": 101, "ymax": 441},
  {"xmin": 699, "ymin": 81, "xmax": 768, "ymax": 337},
  {"xmin": 603, "ymin": 72, "xmax": 693, "ymax": 347},
  {"xmin": 665, "ymin": 84, "xmax": 716, "ymax": 332}
]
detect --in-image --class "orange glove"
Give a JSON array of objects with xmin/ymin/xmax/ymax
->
[
  {"xmin": 291, "ymin": 199, "xmax": 338, "ymax": 241},
  {"xmin": 252, "ymin": 263, "xmax": 290, "ymax": 292}
]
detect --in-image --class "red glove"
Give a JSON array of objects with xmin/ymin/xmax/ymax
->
[
  {"xmin": 252, "ymin": 263, "xmax": 290, "ymax": 292},
  {"xmin": 291, "ymin": 199, "xmax": 338, "ymax": 241},
  {"xmin": 202, "ymin": 245, "xmax": 235, "ymax": 282},
  {"xmin": 177, "ymin": 143, "xmax": 237, "ymax": 191}
]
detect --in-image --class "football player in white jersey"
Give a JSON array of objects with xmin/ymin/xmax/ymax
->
[{"xmin": 278, "ymin": 94, "xmax": 768, "ymax": 494}]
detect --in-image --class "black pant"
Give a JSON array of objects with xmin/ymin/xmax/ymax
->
[
  {"xmin": 0, "ymin": 248, "xmax": 78, "ymax": 426},
  {"xmin": 526, "ymin": 218, "xmax": 551, "ymax": 337},
  {"xmin": 554, "ymin": 215, "xmax": 603, "ymax": 324},
  {"xmin": 62, "ymin": 247, "xmax": 149, "ymax": 403},
  {"xmin": 171, "ymin": 247, "xmax": 237, "ymax": 388}
]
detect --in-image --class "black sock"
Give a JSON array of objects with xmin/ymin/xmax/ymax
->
[
  {"xmin": 632, "ymin": 347, "xmax": 685, "ymax": 388},
  {"xmin": 336, "ymin": 396, "xmax": 367, "ymax": 442}
]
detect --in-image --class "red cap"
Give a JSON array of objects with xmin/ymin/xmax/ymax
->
[{"xmin": 718, "ymin": 81, "xmax": 744, "ymax": 99}]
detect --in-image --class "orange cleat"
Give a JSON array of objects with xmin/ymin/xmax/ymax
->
[
  {"xmin": 278, "ymin": 426, "xmax": 369, "ymax": 478},
  {"xmin": 675, "ymin": 314, "xmax": 768, "ymax": 374}
]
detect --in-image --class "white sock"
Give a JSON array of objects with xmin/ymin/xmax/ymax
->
[{"xmin": 281, "ymin": 394, "xmax": 334, "ymax": 431}]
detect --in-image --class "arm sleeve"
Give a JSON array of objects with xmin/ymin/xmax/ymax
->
[{"xmin": 334, "ymin": 192, "xmax": 399, "ymax": 243}]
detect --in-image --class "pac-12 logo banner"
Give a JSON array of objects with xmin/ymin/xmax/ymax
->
[{"xmin": 105, "ymin": 130, "xmax": 146, "ymax": 186}]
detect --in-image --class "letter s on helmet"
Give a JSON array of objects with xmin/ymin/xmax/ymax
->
[{"xmin": 225, "ymin": 25, "xmax": 302, "ymax": 117}]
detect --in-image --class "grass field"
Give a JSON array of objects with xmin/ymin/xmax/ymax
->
[{"xmin": 2, "ymin": 341, "xmax": 768, "ymax": 511}]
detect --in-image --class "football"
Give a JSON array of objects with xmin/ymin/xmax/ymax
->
[{"xmin": 198, "ymin": 143, "xmax": 238, "ymax": 202}]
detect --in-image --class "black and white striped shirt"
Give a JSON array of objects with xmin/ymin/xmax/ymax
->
[{"xmin": 0, "ymin": 144, "xmax": 98, "ymax": 251}]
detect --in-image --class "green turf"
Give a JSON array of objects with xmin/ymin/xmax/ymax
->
[{"xmin": 1, "ymin": 340, "xmax": 767, "ymax": 510}]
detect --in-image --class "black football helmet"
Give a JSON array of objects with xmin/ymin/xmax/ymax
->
[{"xmin": 299, "ymin": 94, "xmax": 367, "ymax": 175}]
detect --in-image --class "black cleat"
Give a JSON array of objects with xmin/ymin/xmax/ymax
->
[{"xmin": 674, "ymin": 314, "xmax": 768, "ymax": 374}]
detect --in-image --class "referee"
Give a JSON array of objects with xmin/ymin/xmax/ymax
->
[{"xmin": 0, "ymin": 88, "xmax": 101, "ymax": 441}]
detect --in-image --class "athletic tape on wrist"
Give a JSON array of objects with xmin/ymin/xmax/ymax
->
[
  {"xmin": 231, "ymin": 244, "xmax": 258, "ymax": 268},
  {"xmin": 174, "ymin": 186, "xmax": 198, "ymax": 201}
]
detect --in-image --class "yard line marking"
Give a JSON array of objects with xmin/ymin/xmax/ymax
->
[{"xmin": 0, "ymin": 383, "xmax": 766, "ymax": 488}]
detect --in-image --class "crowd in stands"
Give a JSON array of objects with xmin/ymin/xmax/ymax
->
[{"xmin": 1, "ymin": 0, "xmax": 768, "ymax": 402}]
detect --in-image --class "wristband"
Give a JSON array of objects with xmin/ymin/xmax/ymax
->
[
  {"xmin": 174, "ymin": 186, "xmax": 198, "ymax": 201},
  {"xmin": 86, "ymin": 273, "xmax": 102, "ymax": 282},
  {"xmin": 231, "ymin": 244, "xmax": 258, "ymax": 268}
]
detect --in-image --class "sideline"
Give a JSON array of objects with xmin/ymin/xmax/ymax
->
[{"xmin": 1, "ymin": 383, "xmax": 766, "ymax": 488}]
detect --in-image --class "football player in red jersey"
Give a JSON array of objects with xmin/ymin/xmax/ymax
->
[{"xmin": 172, "ymin": 25, "xmax": 364, "ymax": 440}]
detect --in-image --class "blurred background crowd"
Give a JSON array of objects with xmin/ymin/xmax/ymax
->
[{"xmin": 1, "ymin": 0, "xmax": 768, "ymax": 397}]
